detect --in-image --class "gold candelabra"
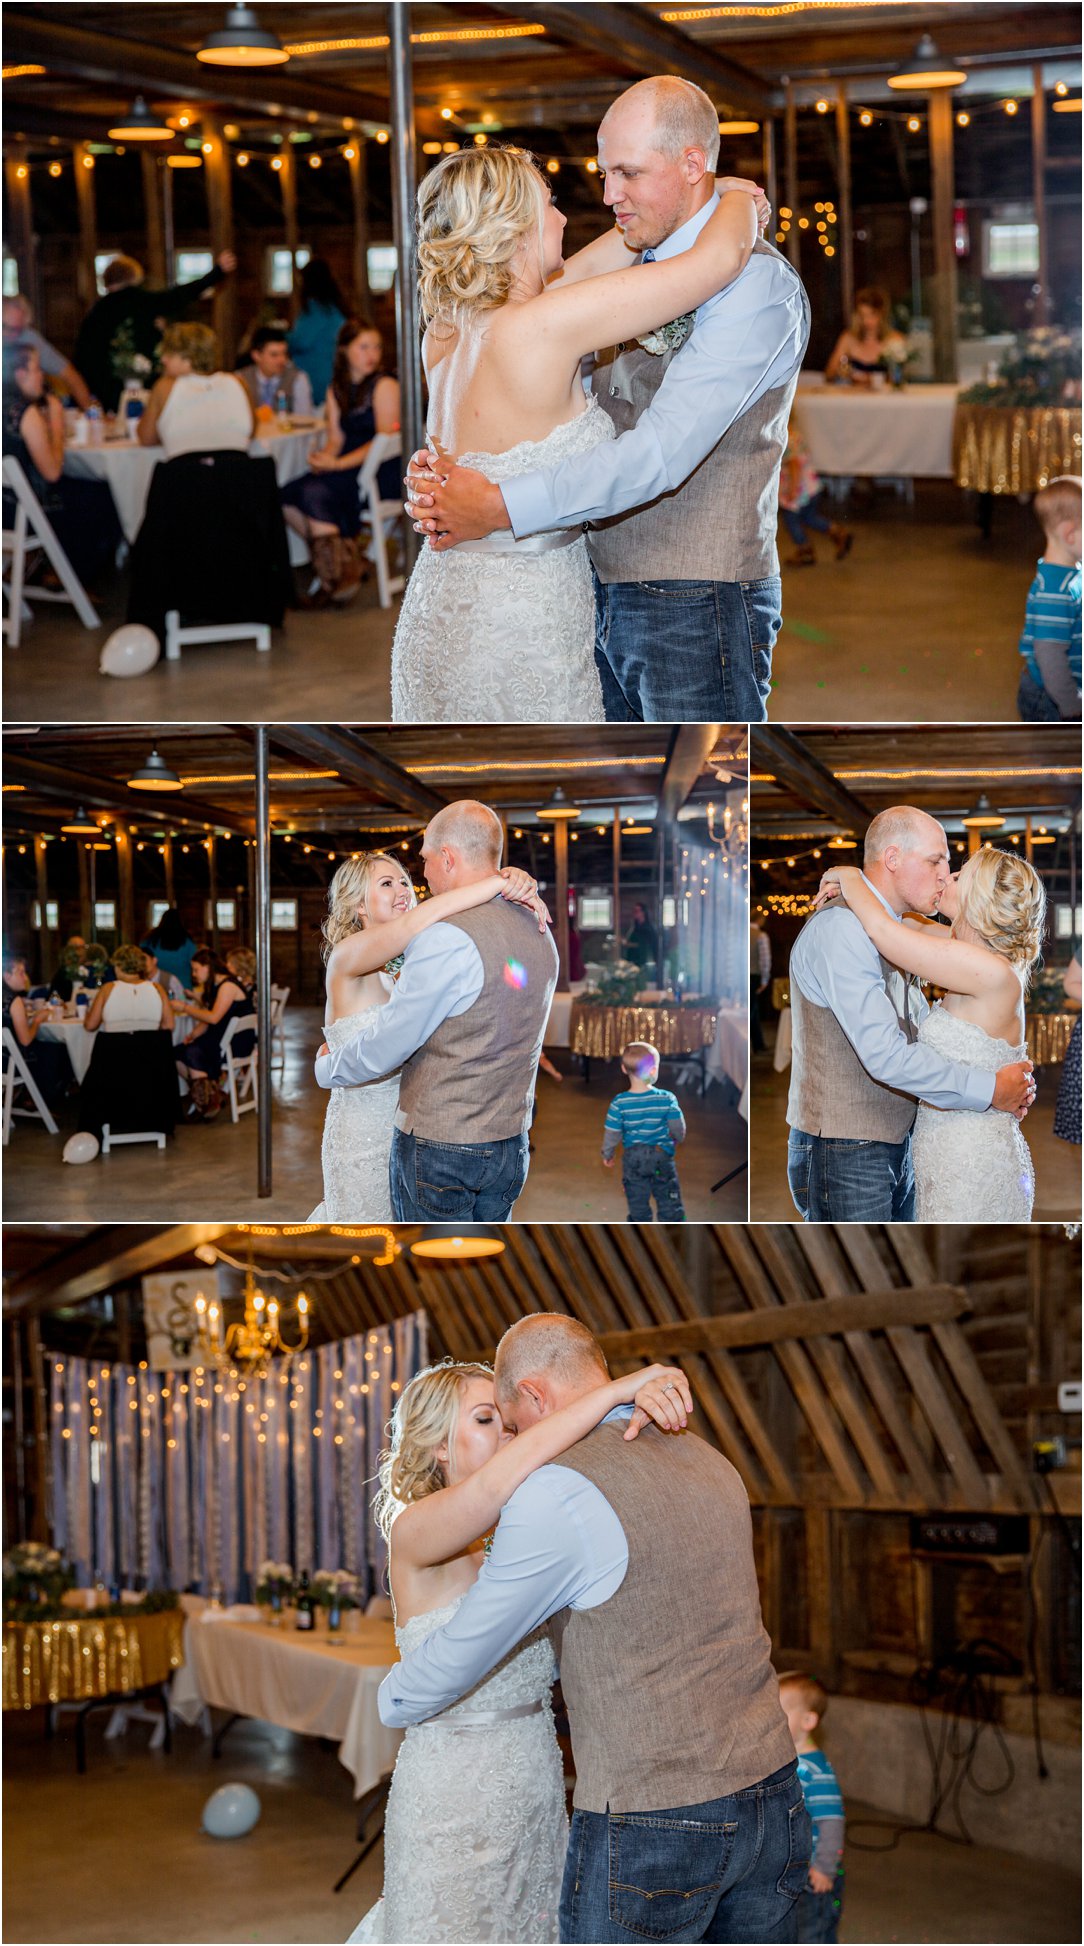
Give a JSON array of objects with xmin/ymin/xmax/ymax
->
[{"xmin": 194, "ymin": 1245, "xmax": 310, "ymax": 1379}]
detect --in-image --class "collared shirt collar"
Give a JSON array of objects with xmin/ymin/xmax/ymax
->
[
  {"xmin": 861, "ymin": 872, "xmax": 904, "ymax": 923},
  {"xmin": 646, "ymin": 191, "xmax": 719, "ymax": 264}
]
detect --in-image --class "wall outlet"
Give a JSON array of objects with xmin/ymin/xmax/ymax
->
[{"xmin": 1057, "ymin": 1381, "xmax": 1082, "ymax": 1414}]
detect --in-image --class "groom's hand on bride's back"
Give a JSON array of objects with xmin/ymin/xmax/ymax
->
[
  {"xmin": 992, "ymin": 1058, "xmax": 1036, "ymax": 1120},
  {"xmin": 405, "ymin": 449, "xmax": 510, "ymax": 550}
]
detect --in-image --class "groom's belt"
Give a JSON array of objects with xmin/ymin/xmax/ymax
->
[
  {"xmin": 432, "ymin": 1699, "xmax": 547, "ymax": 1728},
  {"xmin": 452, "ymin": 527, "xmax": 580, "ymax": 557}
]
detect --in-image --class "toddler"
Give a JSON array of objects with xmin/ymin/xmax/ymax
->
[
  {"xmin": 779, "ymin": 1672, "xmax": 845, "ymax": 1944},
  {"xmin": 779, "ymin": 423, "xmax": 853, "ymax": 567},
  {"xmin": 601, "ymin": 1041, "xmax": 686, "ymax": 1221},
  {"xmin": 1017, "ymin": 475, "xmax": 1081, "ymax": 721}
]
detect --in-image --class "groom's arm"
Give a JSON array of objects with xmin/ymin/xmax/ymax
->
[
  {"xmin": 313, "ymin": 925, "xmax": 482, "ymax": 1090},
  {"xmin": 378, "ymin": 1466, "xmax": 627, "ymax": 1727},
  {"xmin": 792, "ymin": 911, "xmax": 996, "ymax": 1113}
]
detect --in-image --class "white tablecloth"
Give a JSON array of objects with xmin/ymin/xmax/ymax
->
[
  {"xmin": 706, "ymin": 1003, "xmax": 748, "ymax": 1111},
  {"xmin": 64, "ymin": 422, "xmax": 323, "ymax": 544},
  {"xmin": 36, "ymin": 1016, "xmax": 96, "ymax": 1085},
  {"xmin": 793, "ymin": 382, "xmax": 959, "ymax": 479},
  {"xmin": 543, "ymin": 982, "xmax": 588, "ymax": 1049},
  {"xmin": 170, "ymin": 1613, "xmax": 401, "ymax": 1799}
]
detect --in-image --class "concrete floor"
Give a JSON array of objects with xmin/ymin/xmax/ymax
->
[
  {"xmin": 2, "ymin": 1003, "xmax": 747, "ymax": 1222},
  {"xmin": 3, "ymin": 487, "xmax": 1035, "ymax": 725},
  {"xmin": 2, "ymin": 1707, "xmax": 1079, "ymax": 1945},
  {"xmin": 749, "ymin": 1025, "xmax": 1081, "ymax": 1222}
]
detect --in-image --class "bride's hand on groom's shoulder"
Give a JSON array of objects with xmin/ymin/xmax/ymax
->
[
  {"xmin": 812, "ymin": 868, "xmax": 847, "ymax": 911},
  {"xmin": 622, "ymin": 1364, "xmax": 694, "ymax": 1441}
]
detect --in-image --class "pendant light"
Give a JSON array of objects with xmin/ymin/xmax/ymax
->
[
  {"xmin": 537, "ymin": 787, "xmax": 581, "ymax": 822},
  {"xmin": 961, "ymin": 793, "xmax": 1005, "ymax": 831},
  {"xmin": 61, "ymin": 808, "xmax": 102, "ymax": 834},
  {"xmin": 107, "ymin": 97, "xmax": 176, "ymax": 141},
  {"xmin": 887, "ymin": 35, "xmax": 966, "ymax": 91},
  {"xmin": 128, "ymin": 748, "xmax": 183, "ymax": 792},
  {"xmin": 410, "ymin": 1227, "xmax": 506, "ymax": 1260},
  {"xmin": 196, "ymin": 6, "xmax": 289, "ymax": 67}
]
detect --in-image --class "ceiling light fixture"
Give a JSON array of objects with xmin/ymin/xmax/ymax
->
[
  {"xmin": 107, "ymin": 96, "xmax": 176, "ymax": 141},
  {"xmin": 61, "ymin": 809, "xmax": 102, "ymax": 835},
  {"xmin": 537, "ymin": 787, "xmax": 581, "ymax": 822},
  {"xmin": 128, "ymin": 749, "xmax": 184, "ymax": 792},
  {"xmin": 961, "ymin": 793, "xmax": 1005, "ymax": 830},
  {"xmin": 410, "ymin": 1227, "xmax": 506, "ymax": 1260},
  {"xmin": 887, "ymin": 34, "xmax": 966, "ymax": 90},
  {"xmin": 197, "ymin": 5, "xmax": 289, "ymax": 67}
]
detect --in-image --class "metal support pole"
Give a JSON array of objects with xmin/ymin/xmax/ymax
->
[
  {"xmin": 208, "ymin": 835, "xmax": 219, "ymax": 955},
  {"xmin": 388, "ymin": 2, "xmax": 423, "ymax": 579},
  {"xmin": 554, "ymin": 820, "xmax": 571, "ymax": 992},
  {"xmin": 835, "ymin": 86, "xmax": 855, "ymax": 332},
  {"xmin": 655, "ymin": 822, "xmax": 667, "ymax": 988},
  {"xmin": 34, "ymin": 836, "xmax": 54, "ymax": 982},
  {"xmin": 255, "ymin": 727, "xmax": 272, "ymax": 1198},
  {"xmin": 761, "ymin": 120, "xmax": 778, "ymax": 236},
  {"xmin": 611, "ymin": 812, "xmax": 622, "ymax": 961},
  {"xmin": 783, "ymin": 81, "xmax": 800, "ymax": 271},
  {"xmin": 1031, "ymin": 67, "xmax": 1049, "ymax": 328},
  {"xmin": 76, "ymin": 840, "xmax": 92, "ymax": 939}
]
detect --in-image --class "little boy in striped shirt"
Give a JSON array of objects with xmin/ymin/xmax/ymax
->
[
  {"xmin": 779, "ymin": 1672, "xmax": 846, "ymax": 1944},
  {"xmin": 1017, "ymin": 476, "xmax": 1081, "ymax": 722},
  {"xmin": 601, "ymin": 1040, "xmax": 686, "ymax": 1221}
]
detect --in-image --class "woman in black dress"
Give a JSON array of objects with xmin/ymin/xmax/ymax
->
[
  {"xmin": 172, "ymin": 948, "xmax": 252, "ymax": 1120},
  {"xmin": 2, "ymin": 954, "xmax": 73, "ymax": 1108},
  {"xmin": 281, "ymin": 319, "xmax": 400, "ymax": 604}
]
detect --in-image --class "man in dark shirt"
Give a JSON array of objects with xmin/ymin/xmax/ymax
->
[{"xmin": 73, "ymin": 249, "xmax": 237, "ymax": 410}]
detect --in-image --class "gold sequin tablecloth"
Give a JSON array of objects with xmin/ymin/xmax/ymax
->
[
  {"xmin": 1028, "ymin": 1012, "xmax": 1077, "ymax": 1066},
  {"xmin": 953, "ymin": 403, "xmax": 1082, "ymax": 495},
  {"xmin": 570, "ymin": 1002, "xmax": 718, "ymax": 1061},
  {"xmin": 3, "ymin": 1611, "xmax": 185, "ymax": 1710}
]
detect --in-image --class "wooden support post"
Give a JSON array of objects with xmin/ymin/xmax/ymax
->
[
  {"xmin": 76, "ymin": 840, "xmax": 93, "ymax": 939},
  {"xmin": 1031, "ymin": 68, "xmax": 1049, "ymax": 328},
  {"xmin": 201, "ymin": 113, "xmax": 238, "ymax": 369},
  {"xmin": 115, "ymin": 1290, "xmax": 132, "ymax": 1366},
  {"xmin": 73, "ymin": 144, "xmax": 99, "ymax": 315},
  {"xmin": 34, "ymin": 837, "xmax": 55, "ymax": 981},
  {"xmin": 835, "ymin": 86, "xmax": 855, "ymax": 331},
  {"xmin": 207, "ymin": 835, "xmax": 219, "ymax": 955},
  {"xmin": 784, "ymin": 82, "xmax": 800, "ymax": 271},
  {"xmin": 347, "ymin": 140, "xmax": 373, "ymax": 313},
  {"xmin": 761, "ymin": 119, "xmax": 778, "ymax": 230},
  {"xmin": 26, "ymin": 1317, "xmax": 50, "ymax": 1542},
  {"xmin": 554, "ymin": 820, "xmax": 571, "ymax": 992},
  {"xmin": 162, "ymin": 152, "xmax": 176, "ymax": 284},
  {"xmin": 255, "ymin": 727, "xmax": 273, "ymax": 1198},
  {"xmin": 140, "ymin": 151, "xmax": 167, "ymax": 286},
  {"xmin": 928, "ymin": 90, "xmax": 959, "ymax": 382},
  {"xmin": 115, "ymin": 826, "xmax": 136, "ymax": 945},
  {"xmin": 278, "ymin": 142, "xmax": 300, "ymax": 319},
  {"xmin": 162, "ymin": 837, "xmax": 176, "ymax": 907},
  {"xmin": 611, "ymin": 813, "xmax": 622, "ymax": 959},
  {"xmin": 804, "ymin": 1507, "xmax": 840, "ymax": 1682},
  {"xmin": 4, "ymin": 146, "xmax": 36, "ymax": 311}
]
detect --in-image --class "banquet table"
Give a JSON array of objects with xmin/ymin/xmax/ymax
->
[
  {"xmin": 170, "ymin": 1611, "xmax": 402, "ymax": 1799},
  {"xmin": 2, "ymin": 1609, "xmax": 185, "ymax": 1710},
  {"xmin": 706, "ymin": 1004, "xmax": 749, "ymax": 1121},
  {"xmin": 569, "ymin": 1000, "xmax": 717, "ymax": 1090},
  {"xmin": 64, "ymin": 420, "xmax": 324, "ymax": 545},
  {"xmin": 952, "ymin": 403, "xmax": 1082, "ymax": 496},
  {"xmin": 35, "ymin": 1010, "xmax": 193, "ymax": 1084},
  {"xmin": 1028, "ymin": 1012, "xmax": 1077, "ymax": 1066},
  {"xmin": 793, "ymin": 380, "xmax": 959, "ymax": 479}
]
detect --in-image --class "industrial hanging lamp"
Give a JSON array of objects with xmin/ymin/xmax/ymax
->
[
  {"xmin": 127, "ymin": 748, "xmax": 184, "ymax": 792},
  {"xmin": 887, "ymin": 35, "xmax": 966, "ymax": 91},
  {"xmin": 196, "ymin": 6, "xmax": 289, "ymax": 67},
  {"xmin": 410, "ymin": 1228, "xmax": 506, "ymax": 1260},
  {"xmin": 107, "ymin": 97, "xmax": 176, "ymax": 141}
]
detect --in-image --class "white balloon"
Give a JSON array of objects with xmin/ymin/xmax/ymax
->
[
  {"xmin": 202, "ymin": 1783, "xmax": 261, "ymax": 1838},
  {"xmin": 62, "ymin": 1132, "xmax": 100, "ymax": 1165},
  {"xmin": 99, "ymin": 624, "xmax": 159, "ymax": 678}
]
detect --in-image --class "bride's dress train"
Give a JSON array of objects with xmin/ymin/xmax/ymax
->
[
  {"xmin": 391, "ymin": 400, "xmax": 614, "ymax": 723},
  {"xmin": 349, "ymin": 1596, "xmax": 567, "ymax": 1944},
  {"xmin": 913, "ymin": 1005, "xmax": 1034, "ymax": 1221},
  {"xmin": 312, "ymin": 1002, "xmax": 401, "ymax": 1222}
]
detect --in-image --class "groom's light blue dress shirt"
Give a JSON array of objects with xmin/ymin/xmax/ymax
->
[
  {"xmin": 379, "ymin": 1407, "xmax": 632, "ymax": 1727},
  {"xmin": 501, "ymin": 195, "xmax": 809, "ymax": 541},
  {"xmin": 314, "ymin": 923, "xmax": 483, "ymax": 1089},
  {"xmin": 790, "ymin": 876, "xmax": 995, "ymax": 1113}
]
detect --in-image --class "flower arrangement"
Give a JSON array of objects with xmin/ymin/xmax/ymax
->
[
  {"xmin": 312, "ymin": 1569, "xmax": 361, "ymax": 1611},
  {"xmin": 3, "ymin": 1541, "xmax": 74, "ymax": 1614},
  {"xmin": 1028, "ymin": 965, "xmax": 1070, "ymax": 1015},
  {"xmin": 254, "ymin": 1561, "xmax": 295, "ymax": 1607},
  {"xmin": 58, "ymin": 941, "xmax": 111, "ymax": 988},
  {"xmin": 959, "ymin": 328, "xmax": 1083, "ymax": 409},
  {"xmin": 580, "ymin": 960, "xmax": 644, "ymax": 1008}
]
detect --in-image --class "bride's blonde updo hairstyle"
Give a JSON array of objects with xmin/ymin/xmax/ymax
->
[
  {"xmin": 375, "ymin": 1359, "xmax": 494, "ymax": 1538},
  {"xmin": 954, "ymin": 847, "xmax": 1046, "ymax": 985},
  {"xmin": 321, "ymin": 852, "xmax": 413, "ymax": 961},
  {"xmin": 416, "ymin": 145, "xmax": 548, "ymax": 329}
]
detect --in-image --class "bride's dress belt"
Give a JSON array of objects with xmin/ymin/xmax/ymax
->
[
  {"xmin": 451, "ymin": 527, "xmax": 581, "ymax": 557},
  {"xmin": 434, "ymin": 1698, "xmax": 547, "ymax": 1727}
]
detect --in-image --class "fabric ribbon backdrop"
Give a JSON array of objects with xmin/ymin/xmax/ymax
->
[
  {"xmin": 49, "ymin": 1312, "xmax": 429, "ymax": 1604},
  {"xmin": 680, "ymin": 837, "xmax": 746, "ymax": 1006}
]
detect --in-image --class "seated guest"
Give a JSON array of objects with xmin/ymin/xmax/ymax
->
[
  {"xmin": 73, "ymin": 249, "xmax": 236, "ymax": 413},
  {"xmin": 287, "ymin": 258, "xmax": 347, "ymax": 407},
  {"xmin": 142, "ymin": 947, "xmax": 184, "ymax": 1006},
  {"xmin": 236, "ymin": 326, "xmax": 314, "ymax": 418},
  {"xmin": 2, "ymin": 953, "xmax": 74, "ymax": 1107},
  {"xmin": 2, "ymin": 342, "xmax": 122, "ymax": 585},
  {"xmin": 78, "ymin": 945, "xmax": 180, "ymax": 1144},
  {"xmin": 2, "ymin": 294, "xmax": 91, "ymax": 409},
  {"xmin": 139, "ymin": 322, "xmax": 253, "ymax": 454},
  {"xmin": 281, "ymin": 319, "xmax": 400, "ymax": 604},
  {"xmin": 225, "ymin": 947, "xmax": 257, "ymax": 1000},
  {"xmin": 141, "ymin": 908, "xmax": 197, "ymax": 990},
  {"xmin": 172, "ymin": 947, "xmax": 253, "ymax": 1120},
  {"xmin": 825, "ymin": 287, "xmax": 907, "ymax": 386}
]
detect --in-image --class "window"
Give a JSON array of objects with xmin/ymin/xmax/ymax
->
[
  {"xmin": 213, "ymin": 898, "xmax": 237, "ymax": 931},
  {"xmin": 578, "ymin": 894, "xmax": 613, "ymax": 930},
  {"xmin": 662, "ymin": 896, "xmax": 676, "ymax": 928},
  {"xmin": 32, "ymin": 900, "xmax": 60, "ymax": 930},
  {"xmin": 266, "ymin": 245, "xmax": 311, "ymax": 295},
  {"xmin": 3, "ymin": 258, "xmax": 19, "ymax": 298},
  {"xmin": 148, "ymin": 901, "xmax": 169, "ymax": 929},
  {"xmin": 271, "ymin": 898, "xmax": 298, "ymax": 931},
  {"xmin": 175, "ymin": 249, "xmax": 215, "ymax": 284},
  {"xmin": 94, "ymin": 901, "xmax": 116, "ymax": 931},
  {"xmin": 367, "ymin": 245, "xmax": 398, "ymax": 294},
  {"xmin": 1055, "ymin": 904, "xmax": 1083, "ymax": 939},
  {"xmin": 984, "ymin": 221, "xmax": 1039, "ymax": 278}
]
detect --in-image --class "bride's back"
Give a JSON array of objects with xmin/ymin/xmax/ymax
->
[
  {"xmin": 423, "ymin": 310, "xmax": 585, "ymax": 459},
  {"xmin": 939, "ymin": 968, "xmax": 1026, "ymax": 1048}
]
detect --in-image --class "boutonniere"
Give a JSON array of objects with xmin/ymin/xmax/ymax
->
[
  {"xmin": 384, "ymin": 954, "xmax": 405, "ymax": 978},
  {"xmin": 636, "ymin": 312, "xmax": 695, "ymax": 356}
]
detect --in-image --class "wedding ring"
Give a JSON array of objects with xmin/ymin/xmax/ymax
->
[{"xmin": 663, "ymin": 1383, "xmax": 678, "ymax": 1396}]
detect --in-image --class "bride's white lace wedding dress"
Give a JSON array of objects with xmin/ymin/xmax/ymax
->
[
  {"xmin": 349, "ymin": 1595, "xmax": 568, "ymax": 1945},
  {"xmin": 313, "ymin": 997, "xmax": 401, "ymax": 1221},
  {"xmin": 391, "ymin": 400, "xmax": 614, "ymax": 723},
  {"xmin": 912, "ymin": 1004, "xmax": 1034, "ymax": 1221}
]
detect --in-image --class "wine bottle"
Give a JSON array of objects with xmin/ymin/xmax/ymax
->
[{"xmin": 295, "ymin": 1571, "xmax": 314, "ymax": 1631}]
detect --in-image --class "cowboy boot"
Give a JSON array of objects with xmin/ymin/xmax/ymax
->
[
  {"xmin": 830, "ymin": 522, "xmax": 854, "ymax": 560},
  {"xmin": 330, "ymin": 535, "xmax": 364, "ymax": 604},
  {"xmin": 311, "ymin": 533, "xmax": 344, "ymax": 598}
]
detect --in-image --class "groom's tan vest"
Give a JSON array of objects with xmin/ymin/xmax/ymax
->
[
  {"xmin": 394, "ymin": 901, "xmax": 558, "ymax": 1142},
  {"xmin": 588, "ymin": 239, "xmax": 807, "ymax": 585},
  {"xmin": 551, "ymin": 1422, "xmax": 794, "ymax": 1814},
  {"xmin": 787, "ymin": 904, "xmax": 921, "ymax": 1142}
]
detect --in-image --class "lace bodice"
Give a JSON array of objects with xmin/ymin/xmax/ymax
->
[
  {"xmin": 391, "ymin": 402, "xmax": 613, "ymax": 724},
  {"xmin": 318, "ymin": 1001, "xmax": 400, "ymax": 1222},
  {"xmin": 912, "ymin": 1004, "xmax": 1033, "ymax": 1222},
  {"xmin": 396, "ymin": 1595, "xmax": 559, "ymax": 1715}
]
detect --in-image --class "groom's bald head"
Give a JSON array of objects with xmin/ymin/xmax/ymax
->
[
  {"xmin": 494, "ymin": 1314, "xmax": 609, "ymax": 1429},
  {"xmin": 864, "ymin": 805, "xmax": 951, "ymax": 916},
  {"xmin": 864, "ymin": 806, "xmax": 946, "ymax": 868},
  {"xmin": 421, "ymin": 799, "xmax": 502, "ymax": 891}
]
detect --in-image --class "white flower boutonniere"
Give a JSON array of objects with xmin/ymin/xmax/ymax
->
[{"xmin": 636, "ymin": 312, "xmax": 695, "ymax": 356}]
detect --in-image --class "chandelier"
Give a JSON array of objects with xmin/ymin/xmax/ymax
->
[
  {"xmin": 707, "ymin": 794, "xmax": 748, "ymax": 862},
  {"xmin": 194, "ymin": 1243, "xmax": 311, "ymax": 1379}
]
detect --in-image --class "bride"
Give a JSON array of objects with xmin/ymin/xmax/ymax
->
[
  {"xmin": 349, "ymin": 1355, "xmax": 693, "ymax": 1945},
  {"xmin": 815, "ymin": 846, "xmax": 1046, "ymax": 1220},
  {"xmin": 314, "ymin": 852, "xmax": 547, "ymax": 1220},
  {"xmin": 391, "ymin": 146, "xmax": 763, "ymax": 722}
]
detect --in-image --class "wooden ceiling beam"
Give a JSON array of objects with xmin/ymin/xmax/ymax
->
[
  {"xmin": 658, "ymin": 724, "xmax": 725, "ymax": 827},
  {"xmin": 595, "ymin": 1280, "xmax": 969, "ymax": 1359},
  {"xmin": 752, "ymin": 728, "xmax": 873, "ymax": 831},
  {"xmin": 526, "ymin": 3, "xmax": 771, "ymax": 112},
  {"xmin": 3, "ymin": 1225, "xmax": 233, "ymax": 1316},
  {"xmin": 2, "ymin": 752, "xmax": 256, "ymax": 838},
  {"xmin": 265, "ymin": 726, "xmax": 448, "ymax": 821}
]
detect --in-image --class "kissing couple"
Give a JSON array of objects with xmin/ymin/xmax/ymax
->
[
  {"xmin": 347, "ymin": 1314, "xmax": 808, "ymax": 1944},
  {"xmin": 786, "ymin": 806, "xmax": 1044, "ymax": 1222},
  {"xmin": 312, "ymin": 800, "xmax": 557, "ymax": 1222}
]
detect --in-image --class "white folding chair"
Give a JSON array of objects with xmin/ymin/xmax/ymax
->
[
  {"xmin": 164, "ymin": 610, "xmax": 270, "ymax": 662},
  {"xmin": 221, "ymin": 1013, "xmax": 258, "ymax": 1122},
  {"xmin": 358, "ymin": 433, "xmax": 405, "ymax": 609},
  {"xmin": 101, "ymin": 1123, "xmax": 166, "ymax": 1153},
  {"xmin": 2, "ymin": 1027, "xmax": 60, "ymax": 1144},
  {"xmin": 269, "ymin": 984, "xmax": 290, "ymax": 1073},
  {"xmin": 2, "ymin": 455, "xmax": 99, "ymax": 648}
]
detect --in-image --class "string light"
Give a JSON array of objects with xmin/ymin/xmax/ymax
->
[
  {"xmin": 956, "ymin": 110, "xmax": 970, "ymax": 127},
  {"xmin": 1004, "ymin": 99, "xmax": 1019, "ymax": 116}
]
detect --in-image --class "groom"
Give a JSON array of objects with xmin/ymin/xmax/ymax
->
[
  {"xmin": 786, "ymin": 805, "xmax": 1036, "ymax": 1223},
  {"xmin": 314, "ymin": 800, "xmax": 557, "ymax": 1221},
  {"xmin": 406, "ymin": 75, "xmax": 810, "ymax": 725},
  {"xmin": 380, "ymin": 1313, "xmax": 808, "ymax": 1944}
]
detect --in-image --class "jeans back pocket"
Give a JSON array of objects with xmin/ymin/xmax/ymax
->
[{"xmin": 608, "ymin": 1813, "xmax": 736, "ymax": 1941}]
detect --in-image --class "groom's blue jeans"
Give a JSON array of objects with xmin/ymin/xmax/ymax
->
[
  {"xmin": 593, "ymin": 570, "xmax": 780, "ymax": 723},
  {"xmin": 390, "ymin": 1127, "xmax": 529, "ymax": 1222},
  {"xmin": 559, "ymin": 1759, "xmax": 809, "ymax": 1943},
  {"xmin": 788, "ymin": 1128, "xmax": 915, "ymax": 1222}
]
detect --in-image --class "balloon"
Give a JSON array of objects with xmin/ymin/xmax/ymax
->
[
  {"xmin": 62, "ymin": 1132, "xmax": 100, "ymax": 1165},
  {"xmin": 99, "ymin": 624, "xmax": 159, "ymax": 678},
  {"xmin": 202, "ymin": 1783, "xmax": 261, "ymax": 1839}
]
